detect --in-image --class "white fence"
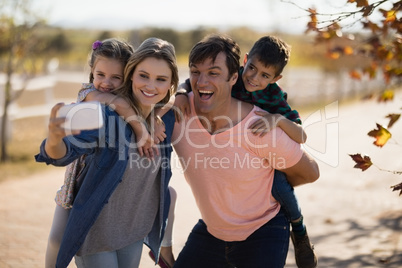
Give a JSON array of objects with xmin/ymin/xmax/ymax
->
[{"xmin": 0, "ymin": 67, "xmax": 387, "ymax": 124}]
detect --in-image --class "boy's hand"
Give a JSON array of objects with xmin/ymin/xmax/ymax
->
[
  {"xmin": 153, "ymin": 115, "xmax": 167, "ymax": 144},
  {"xmin": 137, "ymin": 130, "xmax": 159, "ymax": 158},
  {"xmin": 249, "ymin": 111, "xmax": 282, "ymax": 137},
  {"xmin": 173, "ymin": 94, "xmax": 190, "ymax": 123}
]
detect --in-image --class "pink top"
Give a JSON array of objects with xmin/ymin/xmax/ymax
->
[{"xmin": 172, "ymin": 93, "xmax": 303, "ymax": 241}]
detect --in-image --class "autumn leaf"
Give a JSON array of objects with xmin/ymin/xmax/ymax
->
[
  {"xmin": 367, "ymin": 123, "xmax": 392, "ymax": 147},
  {"xmin": 391, "ymin": 182, "xmax": 402, "ymax": 196},
  {"xmin": 386, "ymin": 113, "xmax": 401, "ymax": 128},
  {"xmin": 349, "ymin": 70, "xmax": 362, "ymax": 80},
  {"xmin": 363, "ymin": 64, "xmax": 377, "ymax": 79},
  {"xmin": 362, "ymin": 5, "xmax": 374, "ymax": 16},
  {"xmin": 378, "ymin": 89, "xmax": 394, "ymax": 102},
  {"xmin": 349, "ymin": 154, "xmax": 373, "ymax": 171},
  {"xmin": 381, "ymin": 9, "xmax": 397, "ymax": 23},
  {"xmin": 347, "ymin": 0, "xmax": 369, "ymax": 7},
  {"xmin": 344, "ymin": 46, "xmax": 354, "ymax": 55},
  {"xmin": 327, "ymin": 51, "xmax": 340, "ymax": 59}
]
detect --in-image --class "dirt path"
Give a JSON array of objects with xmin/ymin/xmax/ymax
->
[{"xmin": 1, "ymin": 94, "xmax": 402, "ymax": 267}]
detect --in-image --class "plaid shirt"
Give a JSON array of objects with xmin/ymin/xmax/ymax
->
[
  {"xmin": 184, "ymin": 68, "xmax": 301, "ymax": 124},
  {"xmin": 232, "ymin": 68, "xmax": 301, "ymax": 124}
]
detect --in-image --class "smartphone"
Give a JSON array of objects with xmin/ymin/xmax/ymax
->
[{"xmin": 56, "ymin": 101, "xmax": 104, "ymax": 130}]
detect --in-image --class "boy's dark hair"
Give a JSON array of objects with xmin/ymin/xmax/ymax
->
[
  {"xmin": 248, "ymin": 36, "xmax": 290, "ymax": 77},
  {"xmin": 189, "ymin": 34, "xmax": 240, "ymax": 80},
  {"xmin": 88, "ymin": 38, "xmax": 134, "ymax": 83}
]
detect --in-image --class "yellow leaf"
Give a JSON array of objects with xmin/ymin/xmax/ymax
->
[
  {"xmin": 378, "ymin": 89, "xmax": 394, "ymax": 102},
  {"xmin": 384, "ymin": 10, "xmax": 396, "ymax": 23},
  {"xmin": 367, "ymin": 123, "xmax": 391, "ymax": 147}
]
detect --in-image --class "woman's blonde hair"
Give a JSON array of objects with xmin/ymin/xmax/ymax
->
[{"xmin": 113, "ymin": 37, "xmax": 178, "ymax": 123}]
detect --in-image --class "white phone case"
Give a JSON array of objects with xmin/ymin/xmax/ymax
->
[{"xmin": 56, "ymin": 101, "xmax": 104, "ymax": 130}]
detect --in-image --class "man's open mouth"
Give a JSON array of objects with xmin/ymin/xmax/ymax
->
[{"xmin": 199, "ymin": 90, "xmax": 214, "ymax": 100}]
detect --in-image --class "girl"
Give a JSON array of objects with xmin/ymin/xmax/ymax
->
[
  {"xmin": 45, "ymin": 38, "xmax": 135, "ymax": 268},
  {"xmin": 41, "ymin": 37, "xmax": 178, "ymax": 267}
]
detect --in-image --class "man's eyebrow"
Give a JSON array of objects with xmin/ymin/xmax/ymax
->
[
  {"xmin": 189, "ymin": 63, "xmax": 222, "ymax": 71},
  {"xmin": 208, "ymin": 66, "xmax": 222, "ymax": 71}
]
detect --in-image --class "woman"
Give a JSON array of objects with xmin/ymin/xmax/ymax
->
[{"xmin": 35, "ymin": 37, "xmax": 178, "ymax": 268}]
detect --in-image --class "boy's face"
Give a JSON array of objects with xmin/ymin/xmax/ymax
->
[{"xmin": 242, "ymin": 55, "xmax": 282, "ymax": 92}]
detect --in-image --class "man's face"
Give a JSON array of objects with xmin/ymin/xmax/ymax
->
[{"xmin": 189, "ymin": 52, "xmax": 237, "ymax": 116}]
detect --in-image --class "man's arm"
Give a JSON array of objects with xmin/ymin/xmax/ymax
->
[{"xmin": 280, "ymin": 151, "xmax": 320, "ymax": 187}]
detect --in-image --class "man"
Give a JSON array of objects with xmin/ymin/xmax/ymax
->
[{"xmin": 171, "ymin": 34, "xmax": 319, "ymax": 268}]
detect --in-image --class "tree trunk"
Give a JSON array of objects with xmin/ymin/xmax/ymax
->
[
  {"xmin": 1, "ymin": 50, "xmax": 14, "ymax": 163},
  {"xmin": 1, "ymin": 92, "xmax": 10, "ymax": 162}
]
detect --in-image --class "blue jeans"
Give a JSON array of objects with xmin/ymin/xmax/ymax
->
[
  {"xmin": 174, "ymin": 209, "xmax": 290, "ymax": 268},
  {"xmin": 74, "ymin": 239, "xmax": 143, "ymax": 268},
  {"xmin": 272, "ymin": 170, "xmax": 302, "ymax": 222}
]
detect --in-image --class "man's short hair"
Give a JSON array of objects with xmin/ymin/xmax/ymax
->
[{"xmin": 189, "ymin": 34, "xmax": 241, "ymax": 79}]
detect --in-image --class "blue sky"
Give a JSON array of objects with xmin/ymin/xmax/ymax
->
[{"xmin": 34, "ymin": 0, "xmax": 345, "ymax": 34}]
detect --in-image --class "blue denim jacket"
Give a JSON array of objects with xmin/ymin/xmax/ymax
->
[{"xmin": 35, "ymin": 105, "xmax": 175, "ymax": 268}]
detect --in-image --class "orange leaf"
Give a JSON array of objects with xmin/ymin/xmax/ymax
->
[
  {"xmin": 349, "ymin": 70, "xmax": 362, "ymax": 80},
  {"xmin": 344, "ymin": 46, "xmax": 354, "ymax": 55},
  {"xmin": 327, "ymin": 51, "xmax": 340, "ymax": 59},
  {"xmin": 349, "ymin": 154, "xmax": 372, "ymax": 171},
  {"xmin": 386, "ymin": 113, "xmax": 400, "ymax": 128},
  {"xmin": 367, "ymin": 123, "xmax": 392, "ymax": 147}
]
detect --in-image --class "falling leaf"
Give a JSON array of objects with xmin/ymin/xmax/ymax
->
[
  {"xmin": 391, "ymin": 182, "xmax": 402, "ymax": 196},
  {"xmin": 367, "ymin": 123, "xmax": 392, "ymax": 147},
  {"xmin": 349, "ymin": 154, "xmax": 373, "ymax": 171},
  {"xmin": 386, "ymin": 113, "xmax": 400, "ymax": 128}
]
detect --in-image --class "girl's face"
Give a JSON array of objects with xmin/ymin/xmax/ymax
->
[
  {"xmin": 92, "ymin": 57, "xmax": 124, "ymax": 92},
  {"xmin": 131, "ymin": 57, "xmax": 172, "ymax": 114}
]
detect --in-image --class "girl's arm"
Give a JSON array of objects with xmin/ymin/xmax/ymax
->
[
  {"xmin": 251, "ymin": 111, "xmax": 307, "ymax": 144},
  {"xmin": 155, "ymin": 82, "xmax": 191, "ymax": 122},
  {"xmin": 84, "ymin": 90, "xmax": 157, "ymax": 157}
]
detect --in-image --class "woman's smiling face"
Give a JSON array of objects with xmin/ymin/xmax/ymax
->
[{"xmin": 131, "ymin": 57, "xmax": 172, "ymax": 113}]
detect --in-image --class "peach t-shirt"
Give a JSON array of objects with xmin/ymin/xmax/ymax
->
[{"xmin": 172, "ymin": 93, "xmax": 303, "ymax": 241}]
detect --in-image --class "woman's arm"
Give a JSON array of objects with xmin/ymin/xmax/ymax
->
[
  {"xmin": 44, "ymin": 103, "xmax": 80, "ymax": 159},
  {"xmin": 85, "ymin": 90, "xmax": 157, "ymax": 157}
]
